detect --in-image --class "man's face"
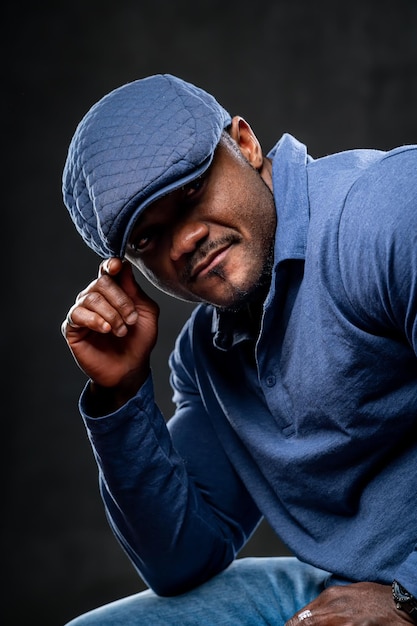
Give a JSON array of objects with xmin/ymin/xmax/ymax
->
[{"xmin": 125, "ymin": 130, "xmax": 276, "ymax": 311}]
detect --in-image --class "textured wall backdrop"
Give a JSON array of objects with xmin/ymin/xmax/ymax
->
[{"xmin": 4, "ymin": 1, "xmax": 417, "ymax": 623}]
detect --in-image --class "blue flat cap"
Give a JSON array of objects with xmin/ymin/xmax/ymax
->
[{"xmin": 62, "ymin": 74, "xmax": 232, "ymax": 258}]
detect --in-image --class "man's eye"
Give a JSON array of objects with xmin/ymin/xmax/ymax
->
[
  {"xmin": 130, "ymin": 229, "xmax": 156, "ymax": 253},
  {"xmin": 182, "ymin": 176, "xmax": 204, "ymax": 199}
]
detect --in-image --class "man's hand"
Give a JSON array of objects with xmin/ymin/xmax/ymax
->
[
  {"xmin": 286, "ymin": 582, "xmax": 415, "ymax": 625},
  {"xmin": 61, "ymin": 258, "xmax": 159, "ymax": 407}
]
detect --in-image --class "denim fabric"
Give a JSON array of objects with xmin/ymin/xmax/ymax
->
[{"xmin": 65, "ymin": 557, "xmax": 329, "ymax": 626}]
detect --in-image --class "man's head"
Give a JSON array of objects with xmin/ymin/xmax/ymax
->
[
  {"xmin": 125, "ymin": 117, "xmax": 276, "ymax": 310},
  {"xmin": 63, "ymin": 74, "xmax": 276, "ymax": 310},
  {"xmin": 63, "ymin": 74, "xmax": 232, "ymax": 259}
]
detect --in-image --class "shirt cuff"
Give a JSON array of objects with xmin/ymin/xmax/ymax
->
[
  {"xmin": 395, "ymin": 546, "xmax": 417, "ymax": 597},
  {"xmin": 78, "ymin": 373, "xmax": 155, "ymax": 431}
]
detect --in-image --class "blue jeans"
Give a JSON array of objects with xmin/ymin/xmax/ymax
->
[{"xmin": 65, "ymin": 557, "xmax": 330, "ymax": 625}]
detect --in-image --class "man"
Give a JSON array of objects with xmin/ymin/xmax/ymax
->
[{"xmin": 61, "ymin": 74, "xmax": 417, "ymax": 625}]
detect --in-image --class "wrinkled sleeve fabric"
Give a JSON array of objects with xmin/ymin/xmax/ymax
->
[
  {"xmin": 337, "ymin": 146, "xmax": 417, "ymax": 595},
  {"xmin": 79, "ymin": 310, "xmax": 260, "ymax": 596}
]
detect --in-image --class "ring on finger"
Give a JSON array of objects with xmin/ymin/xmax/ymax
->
[
  {"xmin": 298, "ymin": 609, "xmax": 313, "ymax": 621},
  {"xmin": 66, "ymin": 311, "xmax": 76, "ymax": 327}
]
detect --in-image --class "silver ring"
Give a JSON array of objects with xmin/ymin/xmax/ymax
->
[
  {"xmin": 298, "ymin": 609, "xmax": 313, "ymax": 621},
  {"xmin": 65, "ymin": 310, "xmax": 79, "ymax": 328}
]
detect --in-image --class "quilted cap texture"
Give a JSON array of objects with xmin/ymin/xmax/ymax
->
[{"xmin": 62, "ymin": 74, "xmax": 232, "ymax": 258}]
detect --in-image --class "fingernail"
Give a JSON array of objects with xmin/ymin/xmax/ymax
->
[{"xmin": 126, "ymin": 311, "xmax": 138, "ymax": 324}]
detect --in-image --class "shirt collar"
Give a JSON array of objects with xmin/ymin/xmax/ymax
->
[
  {"xmin": 211, "ymin": 307, "xmax": 255, "ymax": 351},
  {"xmin": 268, "ymin": 132, "xmax": 311, "ymax": 264}
]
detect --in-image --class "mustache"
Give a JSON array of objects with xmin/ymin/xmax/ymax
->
[{"xmin": 181, "ymin": 234, "xmax": 240, "ymax": 282}]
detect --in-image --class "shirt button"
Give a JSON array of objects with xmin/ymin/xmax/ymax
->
[{"xmin": 266, "ymin": 374, "xmax": 276, "ymax": 387}]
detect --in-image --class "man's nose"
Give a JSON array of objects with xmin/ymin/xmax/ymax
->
[{"xmin": 170, "ymin": 221, "xmax": 209, "ymax": 261}]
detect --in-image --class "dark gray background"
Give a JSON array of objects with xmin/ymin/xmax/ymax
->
[{"xmin": 4, "ymin": 1, "xmax": 417, "ymax": 624}]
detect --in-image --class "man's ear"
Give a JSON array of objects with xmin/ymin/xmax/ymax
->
[{"xmin": 229, "ymin": 116, "xmax": 263, "ymax": 169}]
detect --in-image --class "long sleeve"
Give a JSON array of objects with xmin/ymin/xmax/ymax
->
[{"xmin": 80, "ymin": 351, "xmax": 260, "ymax": 596}]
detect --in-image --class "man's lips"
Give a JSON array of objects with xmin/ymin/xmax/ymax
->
[{"xmin": 191, "ymin": 243, "xmax": 232, "ymax": 279}]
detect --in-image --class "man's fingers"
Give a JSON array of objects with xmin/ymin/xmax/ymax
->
[
  {"xmin": 65, "ymin": 308, "xmax": 80, "ymax": 328},
  {"xmin": 61, "ymin": 259, "xmax": 157, "ymax": 341},
  {"xmin": 73, "ymin": 291, "xmax": 138, "ymax": 336},
  {"xmin": 62, "ymin": 303, "xmax": 113, "ymax": 335},
  {"xmin": 99, "ymin": 257, "xmax": 123, "ymax": 277},
  {"xmin": 75, "ymin": 272, "xmax": 139, "ymax": 327}
]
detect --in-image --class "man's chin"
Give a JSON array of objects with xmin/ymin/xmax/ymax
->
[
  {"xmin": 175, "ymin": 257, "xmax": 273, "ymax": 311},
  {"xmin": 213, "ymin": 279, "xmax": 271, "ymax": 313}
]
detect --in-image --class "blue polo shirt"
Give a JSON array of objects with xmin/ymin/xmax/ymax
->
[{"xmin": 80, "ymin": 134, "xmax": 417, "ymax": 598}]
